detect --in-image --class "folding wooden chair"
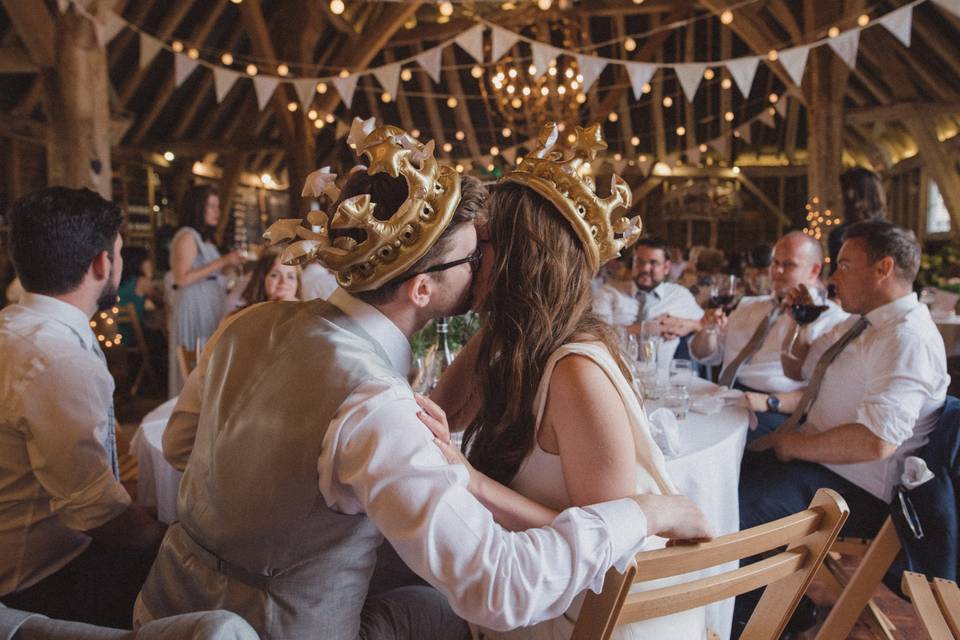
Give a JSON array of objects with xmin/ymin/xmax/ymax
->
[
  {"xmin": 814, "ymin": 516, "xmax": 902, "ymax": 639},
  {"xmin": 901, "ymin": 571, "xmax": 960, "ymax": 639},
  {"xmin": 116, "ymin": 303, "xmax": 159, "ymax": 397},
  {"xmin": 571, "ymin": 488, "xmax": 849, "ymax": 640}
]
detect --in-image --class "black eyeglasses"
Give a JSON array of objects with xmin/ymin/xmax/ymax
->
[{"xmin": 404, "ymin": 245, "xmax": 483, "ymax": 280}]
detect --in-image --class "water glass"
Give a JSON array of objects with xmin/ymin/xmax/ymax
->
[
  {"xmin": 669, "ymin": 359, "xmax": 695, "ymax": 386},
  {"xmin": 663, "ymin": 384, "xmax": 690, "ymax": 421}
]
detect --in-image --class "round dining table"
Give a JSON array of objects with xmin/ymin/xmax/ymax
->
[{"xmin": 131, "ymin": 378, "xmax": 750, "ymax": 639}]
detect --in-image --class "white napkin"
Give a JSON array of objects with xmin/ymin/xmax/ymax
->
[
  {"xmin": 648, "ymin": 407, "xmax": 681, "ymax": 457},
  {"xmin": 690, "ymin": 386, "xmax": 742, "ymax": 415},
  {"xmin": 901, "ymin": 456, "xmax": 935, "ymax": 490}
]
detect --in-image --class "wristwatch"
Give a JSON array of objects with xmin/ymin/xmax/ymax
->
[{"xmin": 766, "ymin": 394, "xmax": 781, "ymax": 413}]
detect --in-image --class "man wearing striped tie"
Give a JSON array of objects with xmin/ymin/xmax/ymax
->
[
  {"xmin": 733, "ymin": 221, "xmax": 949, "ymax": 638},
  {"xmin": 689, "ymin": 232, "xmax": 847, "ymax": 441}
]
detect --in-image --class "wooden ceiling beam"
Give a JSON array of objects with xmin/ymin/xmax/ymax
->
[
  {"xmin": 847, "ymin": 101, "xmax": 960, "ymax": 125},
  {"xmin": 108, "ymin": 0, "xmax": 154, "ymax": 69},
  {"xmin": 238, "ymin": 0, "xmax": 296, "ymax": 144},
  {"xmin": 906, "ymin": 117, "xmax": 960, "ymax": 237},
  {"xmin": 913, "ymin": 12, "xmax": 960, "ymax": 80},
  {"xmin": 117, "ymin": 0, "xmax": 193, "ymax": 106},
  {"xmin": 0, "ymin": 0, "xmax": 55, "ymax": 67}
]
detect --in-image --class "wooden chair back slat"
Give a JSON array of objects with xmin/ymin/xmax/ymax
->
[
  {"xmin": 902, "ymin": 572, "xmax": 956, "ymax": 640},
  {"xmin": 933, "ymin": 578, "xmax": 960, "ymax": 639},
  {"xmin": 571, "ymin": 488, "xmax": 849, "ymax": 640}
]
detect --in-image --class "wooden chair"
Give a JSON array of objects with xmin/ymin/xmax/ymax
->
[
  {"xmin": 115, "ymin": 302, "xmax": 158, "ymax": 397},
  {"xmin": 571, "ymin": 488, "xmax": 849, "ymax": 640},
  {"xmin": 901, "ymin": 572, "xmax": 960, "ymax": 639},
  {"xmin": 176, "ymin": 345, "xmax": 197, "ymax": 382},
  {"xmin": 814, "ymin": 516, "xmax": 902, "ymax": 639}
]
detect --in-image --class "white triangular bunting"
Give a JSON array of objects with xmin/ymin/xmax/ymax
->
[
  {"xmin": 686, "ymin": 146, "xmax": 701, "ymax": 166},
  {"xmin": 213, "ymin": 67, "xmax": 241, "ymax": 103},
  {"xmin": 625, "ymin": 62, "xmax": 657, "ymax": 100},
  {"xmin": 710, "ymin": 136, "xmax": 730, "ymax": 160},
  {"xmin": 878, "ymin": 5, "xmax": 913, "ymax": 47},
  {"xmin": 725, "ymin": 56, "xmax": 760, "ymax": 97},
  {"xmin": 827, "ymin": 29, "xmax": 860, "ymax": 70},
  {"xmin": 613, "ymin": 158, "xmax": 627, "ymax": 173},
  {"xmin": 174, "ymin": 54, "xmax": 199, "ymax": 87},
  {"xmin": 139, "ymin": 33, "xmax": 164, "ymax": 69},
  {"xmin": 455, "ymin": 24, "xmax": 485, "ymax": 64},
  {"xmin": 636, "ymin": 156, "xmax": 653, "ymax": 176},
  {"xmin": 777, "ymin": 46, "xmax": 810, "ymax": 87},
  {"xmin": 95, "ymin": 10, "xmax": 126, "ymax": 47},
  {"xmin": 293, "ymin": 78, "xmax": 317, "ymax": 110},
  {"xmin": 502, "ymin": 147, "xmax": 517, "ymax": 164},
  {"xmin": 932, "ymin": 0, "xmax": 960, "ymax": 18},
  {"xmin": 332, "ymin": 74, "xmax": 359, "ymax": 106},
  {"xmin": 252, "ymin": 76, "xmax": 279, "ymax": 111},
  {"xmin": 575, "ymin": 54, "xmax": 607, "ymax": 92},
  {"xmin": 416, "ymin": 46, "xmax": 443, "ymax": 84},
  {"xmin": 775, "ymin": 96, "xmax": 788, "ymax": 118},
  {"xmin": 531, "ymin": 42, "xmax": 561, "ymax": 79},
  {"xmin": 335, "ymin": 119, "xmax": 351, "ymax": 140},
  {"xmin": 490, "ymin": 26, "xmax": 520, "ymax": 62},
  {"xmin": 674, "ymin": 63, "xmax": 707, "ymax": 102},
  {"xmin": 758, "ymin": 109, "xmax": 776, "ymax": 127},
  {"xmin": 737, "ymin": 122, "xmax": 752, "ymax": 144},
  {"xmin": 373, "ymin": 63, "xmax": 401, "ymax": 100}
]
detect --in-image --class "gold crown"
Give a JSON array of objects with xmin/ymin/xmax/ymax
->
[
  {"xmin": 264, "ymin": 117, "xmax": 461, "ymax": 292},
  {"xmin": 500, "ymin": 122, "xmax": 640, "ymax": 272}
]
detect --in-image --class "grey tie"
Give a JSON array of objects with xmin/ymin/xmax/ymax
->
[
  {"xmin": 635, "ymin": 289, "xmax": 655, "ymax": 323},
  {"xmin": 91, "ymin": 342, "xmax": 120, "ymax": 479},
  {"xmin": 718, "ymin": 302, "xmax": 782, "ymax": 388},
  {"xmin": 781, "ymin": 316, "xmax": 870, "ymax": 432}
]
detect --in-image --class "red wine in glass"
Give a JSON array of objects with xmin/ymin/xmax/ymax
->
[
  {"xmin": 709, "ymin": 294, "xmax": 738, "ymax": 313},
  {"xmin": 790, "ymin": 304, "xmax": 828, "ymax": 325}
]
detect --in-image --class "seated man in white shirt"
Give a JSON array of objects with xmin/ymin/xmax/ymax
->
[
  {"xmin": 689, "ymin": 232, "xmax": 847, "ymax": 441},
  {"xmin": 595, "ymin": 237, "xmax": 704, "ymax": 366},
  {"xmin": 0, "ymin": 187, "xmax": 166, "ymax": 628},
  {"xmin": 138, "ymin": 123, "xmax": 711, "ymax": 640},
  {"xmin": 733, "ymin": 221, "xmax": 950, "ymax": 637}
]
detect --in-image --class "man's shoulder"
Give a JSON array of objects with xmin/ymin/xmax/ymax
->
[{"xmin": 659, "ymin": 281, "xmax": 695, "ymax": 298}]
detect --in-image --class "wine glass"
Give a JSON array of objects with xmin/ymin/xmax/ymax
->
[
  {"xmin": 709, "ymin": 274, "xmax": 740, "ymax": 314},
  {"xmin": 669, "ymin": 359, "xmax": 695, "ymax": 388},
  {"xmin": 782, "ymin": 294, "xmax": 829, "ymax": 360}
]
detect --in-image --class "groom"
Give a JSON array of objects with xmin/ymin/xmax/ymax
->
[{"xmin": 136, "ymin": 120, "xmax": 711, "ymax": 639}]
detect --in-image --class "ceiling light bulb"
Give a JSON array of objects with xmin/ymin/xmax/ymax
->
[
  {"xmin": 316, "ymin": 82, "xmax": 327, "ymax": 93},
  {"xmin": 662, "ymin": 96, "xmax": 673, "ymax": 107},
  {"xmin": 381, "ymin": 92, "xmax": 392, "ymax": 103},
  {"xmin": 828, "ymin": 26, "xmax": 840, "ymax": 38},
  {"xmin": 624, "ymin": 37, "xmax": 637, "ymax": 52},
  {"xmin": 400, "ymin": 68, "xmax": 413, "ymax": 82},
  {"xmin": 411, "ymin": 128, "xmax": 421, "ymax": 138},
  {"xmin": 187, "ymin": 48, "xmax": 199, "ymax": 60},
  {"xmin": 502, "ymin": 127, "xmax": 512, "ymax": 137},
  {"xmin": 308, "ymin": 109, "xmax": 318, "ymax": 120},
  {"xmin": 676, "ymin": 126, "xmax": 686, "ymax": 136},
  {"xmin": 630, "ymin": 135, "xmax": 640, "ymax": 146},
  {"xmin": 455, "ymin": 130, "xmax": 465, "ymax": 140},
  {"xmin": 287, "ymin": 101, "xmax": 298, "ymax": 112},
  {"xmin": 511, "ymin": 97, "xmax": 522, "ymax": 108},
  {"xmin": 277, "ymin": 63, "xmax": 289, "ymax": 76},
  {"xmin": 537, "ymin": 0, "xmax": 552, "ymax": 9},
  {"xmin": 721, "ymin": 77, "xmax": 732, "ymax": 89},
  {"xmin": 490, "ymin": 146, "xmax": 500, "ymax": 156},
  {"xmin": 720, "ymin": 10, "xmax": 733, "ymax": 25},
  {"xmin": 471, "ymin": 65, "xmax": 483, "ymax": 78},
  {"xmin": 769, "ymin": 93, "xmax": 779, "ymax": 103},
  {"xmin": 439, "ymin": 1, "xmax": 454, "ymax": 17},
  {"xmin": 330, "ymin": 0, "xmax": 345, "ymax": 15},
  {"xmin": 442, "ymin": 142, "xmax": 453, "ymax": 152},
  {"xmin": 163, "ymin": 151, "xmax": 175, "ymax": 162},
  {"xmin": 339, "ymin": 69, "xmax": 349, "ymax": 78},
  {"xmin": 767, "ymin": 49, "xmax": 778, "ymax": 62},
  {"xmin": 857, "ymin": 14, "xmax": 870, "ymax": 27},
  {"xmin": 642, "ymin": 82, "xmax": 651, "ymax": 94},
  {"xmin": 246, "ymin": 64, "xmax": 258, "ymax": 76},
  {"xmin": 221, "ymin": 53, "xmax": 234, "ymax": 65},
  {"xmin": 324, "ymin": 113, "xmax": 335, "ymax": 123},
  {"xmin": 608, "ymin": 112, "xmax": 618, "ymax": 122},
  {"xmin": 703, "ymin": 68, "xmax": 715, "ymax": 80},
  {"xmin": 171, "ymin": 40, "xmax": 184, "ymax": 53},
  {"xmin": 446, "ymin": 96, "xmax": 458, "ymax": 108},
  {"xmin": 724, "ymin": 111, "xmax": 734, "ymax": 122}
]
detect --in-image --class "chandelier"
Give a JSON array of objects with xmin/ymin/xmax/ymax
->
[{"xmin": 479, "ymin": 18, "xmax": 589, "ymax": 138}]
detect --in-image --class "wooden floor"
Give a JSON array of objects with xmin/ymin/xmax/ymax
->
[{"xmin": 115, "ymin": 392, "xmax": 927, "ymax": 640}]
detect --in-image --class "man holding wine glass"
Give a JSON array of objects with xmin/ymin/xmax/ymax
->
[{"xmin": 689, "ymin": 232, "xmax": 847, "ymax": 440}]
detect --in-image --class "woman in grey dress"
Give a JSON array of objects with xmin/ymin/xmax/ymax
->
[{"xmin": 167, "ymin": 185, "xmax": 243, "ymax": 395}]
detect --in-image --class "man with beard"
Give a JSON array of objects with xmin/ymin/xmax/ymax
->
[
  {"xmin": 138, "ymin": 121, "xmax": 710, "ymax": 640},
  {"xmin": 0, "ymin": 187, "xmax": 166, "ymax": 628}
]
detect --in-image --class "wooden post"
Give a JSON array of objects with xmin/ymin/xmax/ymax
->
[
  {"xmin": 906, "ymin": 117, "xmax": 960, "ymax": 239},
  {"xmin": 41, "ymin": 5, "xmax": 112, "ymax": 198},
  {"xmin": 804, "ymin": 46, "xmax": 847, "ymax": 222}
]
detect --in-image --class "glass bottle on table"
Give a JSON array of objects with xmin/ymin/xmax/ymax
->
[{"xmin": 433, "ymin": 317, "xmax": 455, "ymax": 383}]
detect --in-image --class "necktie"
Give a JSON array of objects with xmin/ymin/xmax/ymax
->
[
  {"xmin": 781, "ymin": 316, "xmax": 870, "ymax": 431},
  {"xmin": 91, "ymin": 342, "xmax": 120, "ymax": 479},
  {"xmin": 635, "ymin": 289, "xmax": 655, "ymax": 323},
  {"xmin": 718, "ymin": 302, "xmax": 782, "ymax": 388}
]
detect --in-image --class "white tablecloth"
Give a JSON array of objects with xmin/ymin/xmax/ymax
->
[
  {"xmin": 936, "ymin": 315, "xmax": 960, "ymax": 359},
  {"xmin": 130, "ymin": 397, "xmax": 181, "ymax": 524},
  {"xmin": 661, "ymin": 378, "xmax": 749, "ymax": 640},
  {"xmin": 131, "ymin": 382, "xmax": 749, "ymax": 638}
]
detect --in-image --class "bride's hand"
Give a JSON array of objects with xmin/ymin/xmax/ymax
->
[{"xmin": 416, "ymin": 394, "xmax": 482, "ymax": 494}]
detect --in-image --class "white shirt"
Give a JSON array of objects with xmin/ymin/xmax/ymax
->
[
  {"xmin": 164, "ymin": 289, "xmax": 651, "ymax": 631},
  {"xmin": 300, "ymin": 263, "xmax": 339, "ymax": 301},
  {"xmin": 693, "ymin": 294, "xmax": 848, "ymax": 393},
  {"xmin": 595, "ymin": 281, "xmax": 704, "ymax": 365},
  {"xmin": 0, "ymin": 293, "xmax": 131, "ymax": 595},
  {"xmin": 802, "ymin": 293, "xmax": 950, "ymax": 502}
]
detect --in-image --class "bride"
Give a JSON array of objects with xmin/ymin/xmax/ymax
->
[{"xmin": 419, "ymin": 124, "xmax": 708, "ymax": 639}]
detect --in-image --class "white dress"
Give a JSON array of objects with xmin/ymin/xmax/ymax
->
[{"xmin": 479, "ymin": 342, "xmax": 706, "ymax": 640}]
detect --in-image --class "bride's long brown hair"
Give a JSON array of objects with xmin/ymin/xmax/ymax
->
[{"xmin": 462, "ymin": 182, "xmax": 630, "ymax": 486}]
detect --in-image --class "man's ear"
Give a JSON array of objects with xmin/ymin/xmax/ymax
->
[
  {"xmin": 90, "ymin": 250, "xmax": 111, "ymax": 282},
  {"xmin": 403, "ymin": 274, "xmax": 433, "ymax": 309},
  {"xmin": 876, "ymin": 256, "xmax": 896, "ymax": 281}
]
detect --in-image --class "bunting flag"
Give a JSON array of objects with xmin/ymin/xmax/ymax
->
[
  {"xmin": 663, "ymin": 151, "xmax": 679, "ymax": 168},
  {"xmin": 612, "ymin": 158, "xmax": 627, "ymax": 173},
  {"xmin": 710, "ymin": 136, "xmax": 730, "ymax": 161},
  {"xmin": 56, "ymin": 0, "xmax": 69, "ymax": 13},
  {"xmin": 174, "ymin": 54, "xmax": 199, "ymax": 86},
  {"xmin": 576, "ymin": 54, "xmax": 607, "ymax": 92},
  {"xmin": 775, "ymin": 96, "xmax": 789, "ymax": 118},
  {"xmin": 416, "ymin": 46, "xmax": 443, "ymax": 84},
  {"xmin": 373, "ymin": 63, "xmax": 401, "ymax": 100},
  {"xmin": 726, "ymin": 56, "xmax": 760, "ymax": 97},
  {"xmin": 828, "ymin": 29, "xmax": 860, "ymax": 69},
  {"xmin": 293, "ymin": 78, "xmax": 317, "ymax": 110},
  {"xmin": 213, "ymin": 67, "xmax": 241, "ymax": 103},
  {"xmin": 501, "ymin": 147, "xmax": 517, "ymax": 164},
  {"xmin": 332, "ymin": 74, "xmax": 359, "ymax": 106},
  {"xmin": 532, "ymin": 42, "xmax": 561, "ymax": 79},
  {"xmin": 737, "ymin": 122, "xmax": 753, "ymax": 144},
  {"xmin": 455, "ymin": 24, "xmax": 485, "ymax": 64},
  {"xmin": 95, "ymin": 10, "xmax": 126, "ymax": 47},
  {"xmin": 139, "ymin": 33, "xmax": 164, "ymax": 69},
  {"xmin": 626, "ymin": 62, "xmax": 657, "ymax": 100},
  {"xmin": 758, "ymin": 109, "xmax": 776, "ymax": 128},
  {"xmin": 932, "ymin": 0, "xmax": 960, "ymax": 17},
  {"xmin": 252, "ymin": 76, "xmax": 279, "ymax": 111},
  {"xmin": 777, "ymin": 46, "xmax": 810, "ymax": 87},
  {"xmin": 686, "ymin": 146, "xmax": 701, "ymax": 166},
  {"xmin": 490, "ymin": 25, "xmax": 520, "ymax": 62},
  {"xmin": 636, "ymin": 155, "xmax": 653, "ymax": 176},
  {"xmin": 674, "ymin": 63, "xmax": 707, "ymax": 102},
  {"xmin": 878, "ymin": 5, "xmax": 913, "ymax": 47}
]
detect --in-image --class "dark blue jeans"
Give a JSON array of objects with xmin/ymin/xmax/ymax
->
[{"xmin": 731, "ymin": 451, "xmax": 888, "ymax": 638}]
